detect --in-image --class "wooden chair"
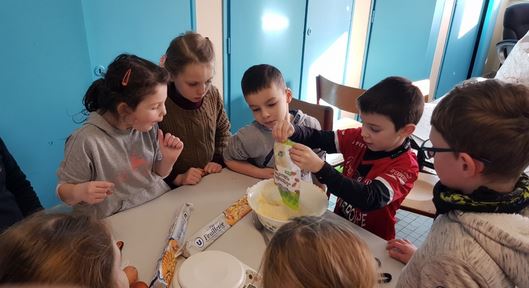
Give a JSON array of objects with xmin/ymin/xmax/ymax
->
[
  {"xmin": 290, "ymin": 98, "xmax": 333, "ymax": 131},
  {"xmin": 290, "ymin": 98, "xmax": 344, "ymax": 167},
  {"xmin": 316, "ymin": 75, "xmax": 366, "ymax": 115}
]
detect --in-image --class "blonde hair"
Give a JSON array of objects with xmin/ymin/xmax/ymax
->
[
  {"xmin": 431, "ymin": 79, "xmax": 529, "ymax": 180},
  {"xmin": 164, "ymin": 31, "xmax": 215, "ymax": 76},
  {"xmin": 261, "ymin": 216, "xmax": 377, "ymax": 288},
  {"xmin": 0, "ymin": 212, "xmax": 117, "ymax": 288}
]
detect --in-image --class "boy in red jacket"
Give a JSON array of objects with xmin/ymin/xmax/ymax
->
[{"xmin": 273, "ymin": 76, "xmax": 424, "ymax": 240}]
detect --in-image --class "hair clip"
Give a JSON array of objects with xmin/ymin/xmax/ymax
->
[{"xmin": 122, "ymin": 68, "xmax": 132, "ymax": 86}]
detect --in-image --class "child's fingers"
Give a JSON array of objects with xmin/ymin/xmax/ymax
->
[
  {"xmin": 93, "ymin": 181, "xmax": 114, "ymax": 189},
  {"xmin": 166, "ymin": 135, "xmax": 181, "ymax": 147},
  {"xmin": 272, "ymin": 122, "xmax": 283, "ymax": 141},
  {"xmin": 272, "ymin": 120, "xmax": 291, "ymax": 142},
  {"xmin": 157, "ymin": 129, "xmax": 164, "ymax": 145},
  {"xmin": 386, "ymin": 239, "xmax": 410, "ymax": 250},
  {"xmin": 387, "ymin": 248, "xmax": 408, "ymax": 263},
  {"xmin": 386, "ymin": 241, "xmax": 401, "ymax": 251},
  {"xmin": 174, "ymin": 138, "xmax": 184, "ymax": 149},
  {"xmin": 92, "ymin": 187, "xmax": 112, "ymax": 196},
  {"xmin": 164, "ymin": 133, "xmax": 174, "ymax": 146}
]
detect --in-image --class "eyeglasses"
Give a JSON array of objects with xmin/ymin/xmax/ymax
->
[
  {"xmin": 419, "ymin": 139, "xmax": 456, "ymax": 159},
  {"xmin": 420, "ymin": 139, "xmax": 492, "ymax": 164}
]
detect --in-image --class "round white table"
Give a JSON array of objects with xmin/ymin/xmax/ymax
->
[{"xmin": 105, "ymin": 169, "xmax": 404, "ymax": 287}]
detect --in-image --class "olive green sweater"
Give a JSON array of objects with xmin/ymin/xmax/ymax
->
[{"xmin": 159, "ymin": 84, "xmax": 231, "ymax": 184}]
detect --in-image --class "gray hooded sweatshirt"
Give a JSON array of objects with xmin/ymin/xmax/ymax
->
[
  {"xmin": 223, "ymin": 109, "xmax": 322, "ymax": 182},
  {"xmin": 397, "ymin": 207, "xmax": 529, "ymax": 287},
  {"xmin": 57, "ymin": 112, "xmax": 170, "ymax": 218}
]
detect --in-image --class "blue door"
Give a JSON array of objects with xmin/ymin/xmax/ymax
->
[
  {"xmin": 435, "ymin": 0, "xmax": 487, "ymax": 97},
  {"xmin": 362, "ymin": 0, "xmax": 445, "ymax": 89},
  {"xmin": 300, "ymin": 0, "xmax": 354, "ymax": 103},
  {"xmin": 226, "ymin": 0, "xmax": 307, "ymax": 132}
]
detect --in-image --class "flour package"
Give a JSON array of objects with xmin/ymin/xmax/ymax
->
[{"xmin": 273, "ymin": 140, "xmax": 301, "ymax": 210}]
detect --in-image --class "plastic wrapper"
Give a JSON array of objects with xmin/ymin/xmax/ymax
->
[
  {"xmin": 273, "ymin": 140, "xmax": 301, "ymax": 210},
  {"xmin": 183, "ymin": 195, "xmax": 252, "ymax": 257},
  {"xmin": 149, "ymin": 203, "xmax": 193, "ymax": 288}
]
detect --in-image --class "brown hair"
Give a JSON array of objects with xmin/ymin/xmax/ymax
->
[
  {"xmin": 164, "ymin": 31, "xmax": 215, "ymax": 76},
  {"xmin": 0, "ymin": 212, "xmax": 118, "ymax": 288},
  {"xmin": 241, "ymin": 64, "xmax": 286, "ymax": 97},
  {"xmin": 431, "ymin": 79, "xmax": 529, "ymax": 180},
  {"xmin": 261, "ymin": 216, "xmax": 377, "ymax": 288},
  {"xmin": 83, "ymin": 54, "xmax": 169, "ymax": 115},
  {"xmin": 358, "ymin": 76, "xmax": 424, "ymax": 130}
]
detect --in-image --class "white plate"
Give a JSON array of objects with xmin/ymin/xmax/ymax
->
[{"xmin": 178, "ymin": 250, "xmax": 245, "ymax": 288}]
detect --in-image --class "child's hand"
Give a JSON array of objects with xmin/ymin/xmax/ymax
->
[
  {"xmin": 386, "ymin": 239, "xmax": 417, "ymax": 264},
  {"xmin": 175, "ymin": 167, "xmax": 204, "ymax": 186},
  {"xmin": 289, "ymin": 143, "xmax": 325, "ymax": 173},
  {"xmin": 73, "ymin": 181, "xmax": 114, "ymax": 204},
  {"xmin": 203, "ymin": 162, "xmax": 222, "ymax": 174},
  {"xmin": 272, "ymin": 114, "xmax": 294, "ymax": 142},
  {"xmin": 158, "ymin": 130, "xmax": 184, "ymax": 162},
  {"xmin": 260, "ymin": 168, "xmax": 275, "ymax": 179}
]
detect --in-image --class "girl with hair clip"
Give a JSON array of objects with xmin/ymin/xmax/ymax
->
[
  {"xmin": 57, "ymin": 54, "xmax": 183, "ymax": 218},
  {"xmin": 0, "ymin": 212, "xmax": 128, "ymax": 287},
  {"xmin": 261, "ymin": 216, "xmax": 378, "ymax": 288},
  {"xmin": 159, "ymin": 31, "xmax": 231, "ymax": 187}
]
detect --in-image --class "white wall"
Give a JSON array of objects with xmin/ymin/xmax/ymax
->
[{"xmin": 195, "ymin": 0, "xmax": 224, "ymax": 97}]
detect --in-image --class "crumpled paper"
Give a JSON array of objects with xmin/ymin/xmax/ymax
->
[{"xmin": 495, "ymin": 31, "xmax": 529, "ymax": 87}]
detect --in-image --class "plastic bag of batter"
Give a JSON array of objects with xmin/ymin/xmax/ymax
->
[{"xmin": 273, "ymin": 140, "xmax": 301, "ymax": 210}]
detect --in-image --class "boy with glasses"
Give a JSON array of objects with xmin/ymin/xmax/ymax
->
[{"xmin": 387, "ymin": 79, "xmax": 529, "ymax": 287}]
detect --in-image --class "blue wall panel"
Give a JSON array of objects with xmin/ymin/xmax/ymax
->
[
  {"xmin": 1, "ymin": 0, "xmax": 194, "ymax": 207},
  {"xmin": 0, "ymin": 0, "xmax": 92, "ymax": 207},
  {"xmin": 81, "ymin": 0, "xmax": 194, "ymax": 75}
]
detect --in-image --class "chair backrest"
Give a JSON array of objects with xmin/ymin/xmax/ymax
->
[
  {"xmin": 503, "ymin": 3, "xmax": 529, "ymax": 40},
  {"xmin": 290, "ymin": 98, "xmax": 333, "ymax": 131},
  {"xmin": 316, "ymin": 75, "xmax": 365, "ymax": 114},
  {"xmin": 496, "ymin": 3, "xmax": 529, "ymax": 65}
]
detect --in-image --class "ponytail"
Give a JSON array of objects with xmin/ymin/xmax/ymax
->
[
  {"xmin": 80, "ymin": 54, "xmax": 168, "ymax": 117},
  {"xmin": 83, "ymin": 78, "xmax": 106, "ymax": 112}
]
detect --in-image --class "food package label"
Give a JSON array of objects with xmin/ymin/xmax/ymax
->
[
  {"xmin": 273, "ymin": 141, "xmax": 301, "ymax": 210},
  {"xmin": 183, "ymin": 195, "xmax": 252, "ymax": 257}
]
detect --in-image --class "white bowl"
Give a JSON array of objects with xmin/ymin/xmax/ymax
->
[{"xmin": 247, "ymin": 179, "xmax": 328, "ymax": 232}]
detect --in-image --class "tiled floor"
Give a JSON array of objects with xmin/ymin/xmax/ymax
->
[
  {"xmin": 328, "ymin": 195, "xmax": 433, "ymax": 247},
  {"xmin": 395, "ymin": 209, "xmax": 433, "ymax": 246}
]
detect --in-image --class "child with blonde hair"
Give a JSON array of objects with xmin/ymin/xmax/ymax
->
[
  {"xmin": 159, "ymin": 32, "xmax": 231, "ymax": 187},
  {"xmin": 387, "ymin": 79, "xmax": 529, "ymax": 287},
  {"xmin": 57, "ymin": 54, "xmax": 183, "ymax": 217},
  {"xmin": 0, "ymin": 212, "xmax": 128, "ymax": 287},
  {"xmin": 261, "ymin": 216, "xmax": 377, "ymax": 288}
]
